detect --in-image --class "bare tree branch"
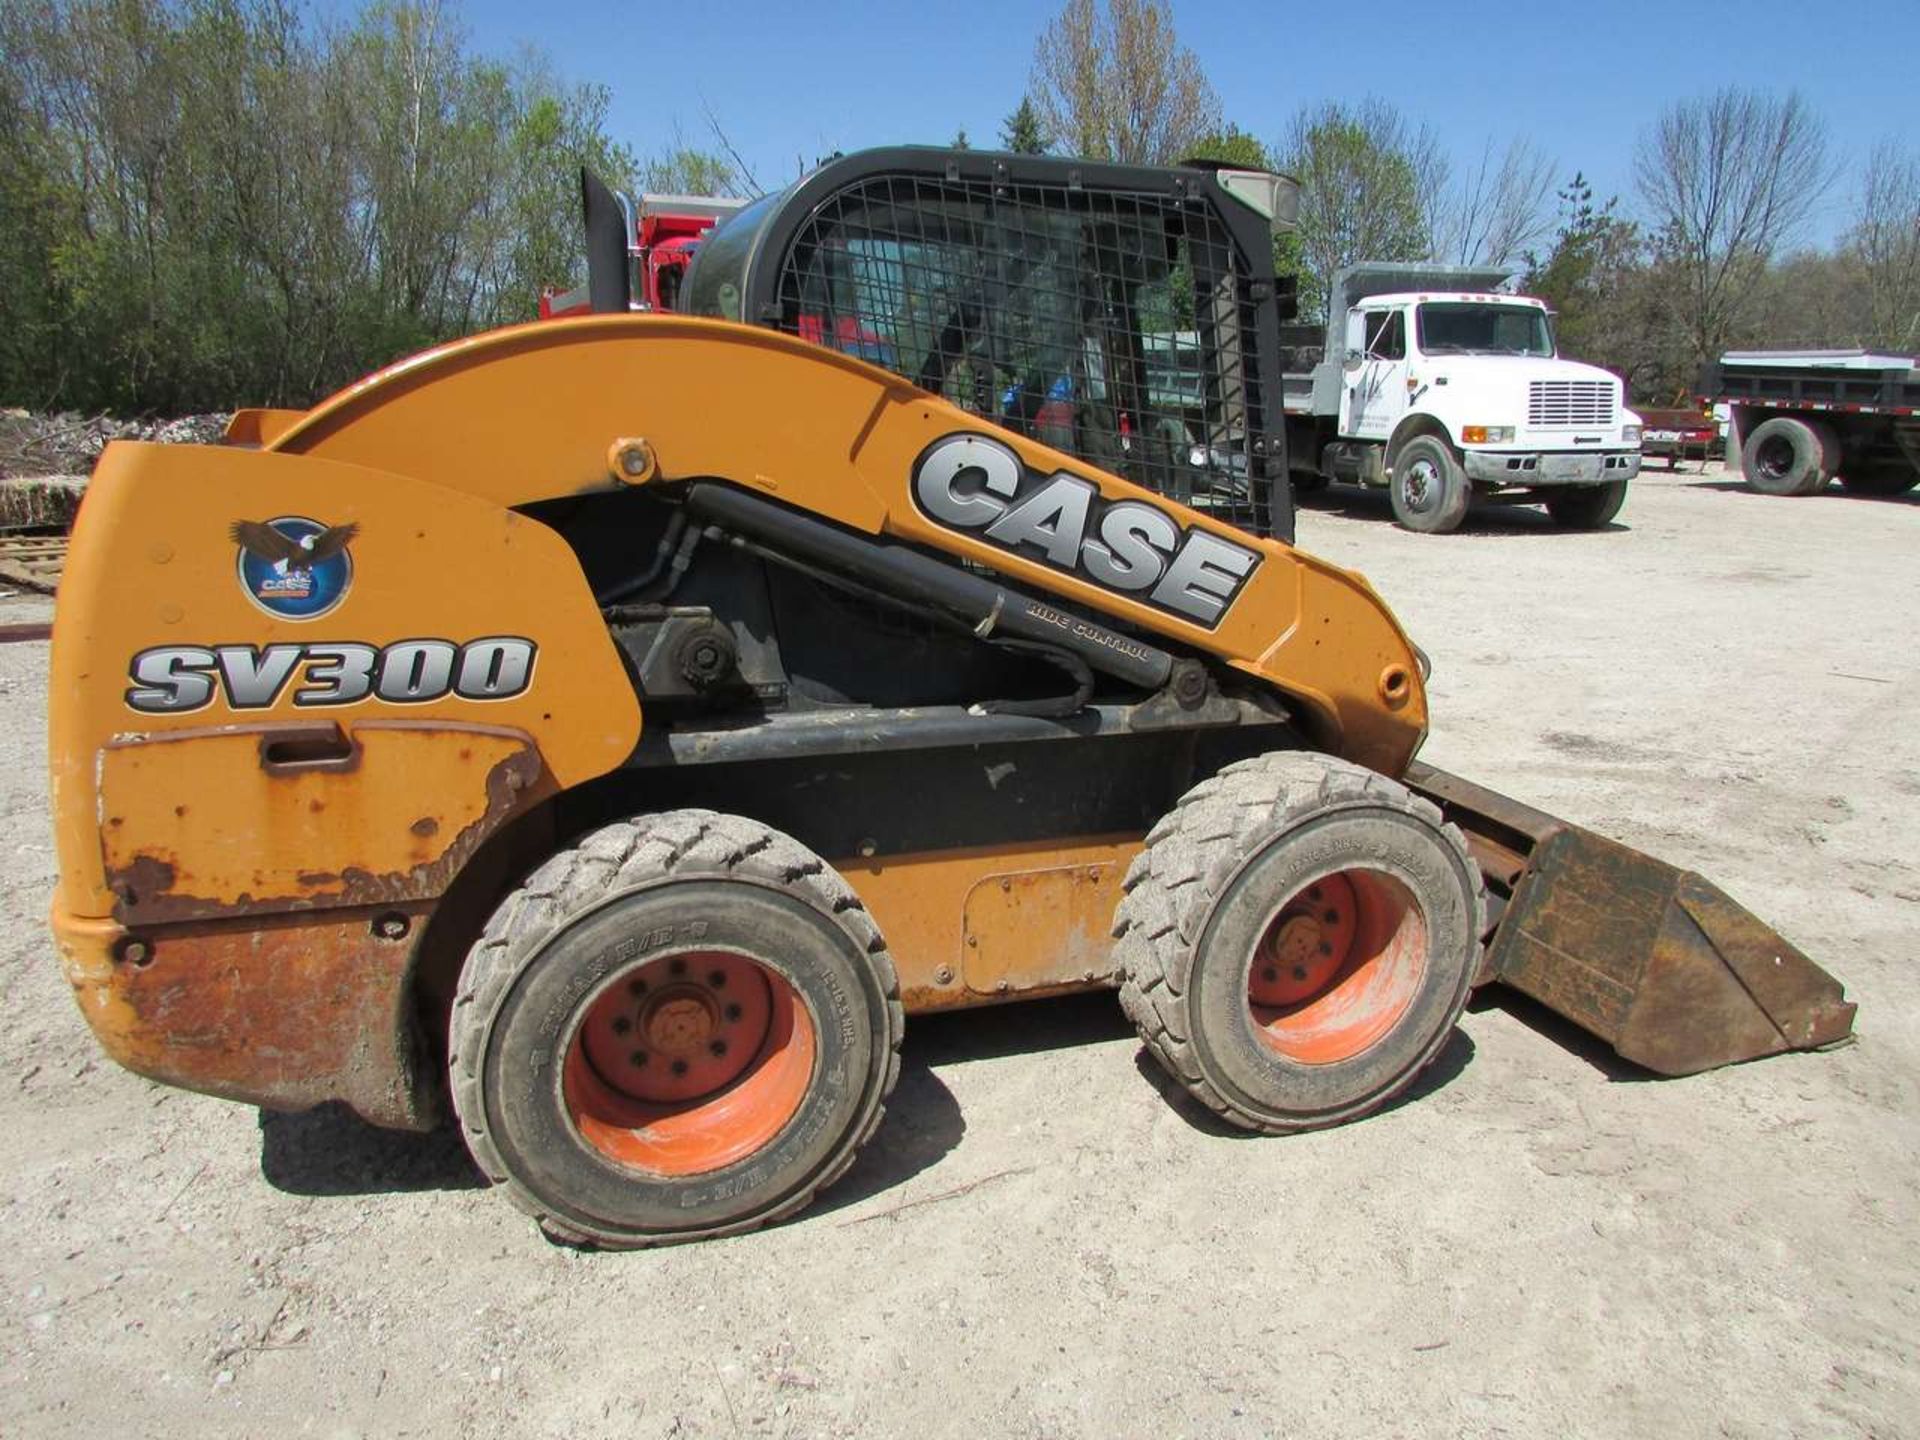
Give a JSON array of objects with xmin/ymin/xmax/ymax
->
[
  {"xmin": 1850, "ymin": 140, "xmax": 1920, "ymax": 352},
  {"xmin": 1028, "ymin": 0, "xmax": 1219, "ymax": 165},
  {"xmin": 698, "ymin": 93, "xmax": 762, "ymax": 198},
  {"xmin": 1436, "ymin": 136, "xmax": 1555, "ymax": 269},
  {"xmin": 1635, "ymin": 87, "xmax": 1830, "ymax": 363}
]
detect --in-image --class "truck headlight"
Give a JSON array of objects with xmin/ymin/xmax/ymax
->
[
  {"xmin": 1623, "ymin": 424, "xmax": 1643, "ymax": 444},
  {"xmin": 1460, "ymin": 426, "xmax": 1514, "ymax": 444}
]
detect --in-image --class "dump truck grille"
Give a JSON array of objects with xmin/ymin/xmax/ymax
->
[
  {"xmin": 764, "ymin": 169, "xmax": 1275, "ymax": 534},
  {"xmin": 1528, "ymin": 380, "xmax": 1615, "ymax": 428}
]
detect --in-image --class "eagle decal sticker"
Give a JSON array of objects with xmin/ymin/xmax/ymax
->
[{"xmin": 231, "ymin": 516, "xmax": 357, "ymax": 620}]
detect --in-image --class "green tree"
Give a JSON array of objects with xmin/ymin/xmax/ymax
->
[
  {"xmin": 1000, "ymin": 96, "xmax": 1047, "ymax": 154},
  {"xmin": 0, "ymin": 0, "xmax": 641, "ymax": 414},
  {"xmin": 1184, "ymin": 125, "xmax": 1269, "ymax": 170},
  {"xmin": 1279, "ymin": 99, "xmax": 1434, "ymax": 321}
]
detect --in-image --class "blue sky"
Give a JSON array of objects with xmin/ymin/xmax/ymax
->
[{"xmin": 341, "ymin": 0, "xmax": 1916, "ymax": 247}]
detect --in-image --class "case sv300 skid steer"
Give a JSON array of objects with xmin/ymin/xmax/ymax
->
[{"xmin": 48, "ymin": 149, "xmax": 1855, "ymax": 1247}]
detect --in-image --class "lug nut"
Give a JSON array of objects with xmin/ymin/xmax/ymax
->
[
  {"xmin": 1262, "ymin": 966, "xmax": 1278, "ymax": 982},
  {"xmin": 611, "ymin": 1016, "xmax": 631, "ymax": 1035},
  {"xmin": 1293, "ymin": 966, "xmax": 1309, "ymax": 981},
  {"xmin": 709, "ymin": 1040, "xmax": 728, "ymax": 1058},
  {"xmin": 373, "ymin": 913, "xmax": 409, "ymax": 940},
  {"xmin": 724, "ymin": 1003, "xmax": 743, "ymax": 1022},
  {"xmin": 670, "ymin": 1059, "xmax": 689, "ymax": 1077},
  {"xmin": 628, "ymin": 978, "xmax": 647, "ymax": 996},
  {"xmin": 1318, "ymin": 942, "xmax": 1333, "ymax": 956},
  {"xmin": 629, "ymin": 1051, "xmax": 648, "ymax": 1068},
  {"xmin": 668, "ymin": 958, "xmax": 687, "ymax": 977},
  {"xmin": 707, "ymin": 970, "xmax": 726, "ymax": 989}
]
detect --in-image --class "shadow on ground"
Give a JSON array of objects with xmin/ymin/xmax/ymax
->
[
  {"xmin": 1133, "ymin": 1022, "xmax": 1479, "ymax": 1136},
  {"xmin": 1297, "ymin": 482, "xmax": 1628, "ymax": 535},
  {"xmin": 1466, "ymin": 987, "xmax": 1655, "ymax": 1082},
  {"xmin": 1681, "ymin": 475, "xmax": 1920, "ymax": 505},
  {"xmin": 260, "ymin": 1103, "xmax": 485, "ymax": 1196},
  {"xmin": 259, "ymin": 992, "xmax": 1136, "ymax": 1204}
]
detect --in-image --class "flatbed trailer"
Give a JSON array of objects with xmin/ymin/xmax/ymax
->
[{"xmin": 1700, "ymin": 349, "xmax": 1920, "ymax": 496}]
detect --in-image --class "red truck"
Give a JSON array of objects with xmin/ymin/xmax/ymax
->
[
  {"xmin": 540, "ymin": 186, "xmax": 744, "ymax": 317},
  {"xmin": 1634, "ymin": 405, "xmax": 1719, "ymax": 469}
]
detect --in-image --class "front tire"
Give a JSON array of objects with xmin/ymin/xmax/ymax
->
[
  {"xmin": 1115, "ymin": 753, "xmax": 1484, "ymax": 1133},
  {"xmin": 450, "ymin": 811, "xmax": 903, "ymax": 1247},
  {"xmin": 1543, "ymin": 480, "xmax": 1628, "ymax": 529},
  {"xmin": 1389, "ymin": 436, "xmax": 1471, "ymax": 533}
]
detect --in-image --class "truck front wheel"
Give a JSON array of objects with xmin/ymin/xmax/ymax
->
[
  {"xmin": 1740, "ymin": 417, "xmax": 1832, "ymax": 496},
  {"xmin": 1543, "ymin": 480, "xmax": 1628, "ymax": 529},
  {"xmin": 1389, "ymin": 436, "xmax": 1471, "ymax": 533}
]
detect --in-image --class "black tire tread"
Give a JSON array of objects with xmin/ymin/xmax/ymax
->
[
  {"xmin": 1114, "ymin": 752, "xmax": 1482, "ymax": 1133},
  {"xmin": 448, "ymin": 810, "xmax": 904, "ymax": 1247}
]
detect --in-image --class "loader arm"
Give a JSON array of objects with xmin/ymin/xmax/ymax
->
[{"xmin": 266, "ymin": 313, "xmax": 1429, "ymax": 774}]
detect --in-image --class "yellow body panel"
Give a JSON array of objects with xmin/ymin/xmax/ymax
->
[
  {"xmin": 838, "ymin": 837, "xmax": 1138, "ymax": 1010},
  {"xmin": 49, "ymin": 441, "xmax": 640, "ymax": 921}
]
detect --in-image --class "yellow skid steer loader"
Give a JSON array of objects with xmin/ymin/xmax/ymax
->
[{"xmin": 48, "ymin": 149, "xmax": 1853, "ymax": 1246}]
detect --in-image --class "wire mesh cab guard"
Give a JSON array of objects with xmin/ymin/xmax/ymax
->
[{"xmin": 684, "ymin": 148, "xmax": 1294, "ymax": 542}]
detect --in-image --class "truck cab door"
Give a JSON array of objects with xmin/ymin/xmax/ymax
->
[{"xmin": 1339, "ymin": 308, "xmax": 1410, "ymax": 441}]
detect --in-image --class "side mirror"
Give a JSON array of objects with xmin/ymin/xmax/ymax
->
[{"xmin": 1343, "ymin": 349, "xmax": 1364, "ymax": 370}]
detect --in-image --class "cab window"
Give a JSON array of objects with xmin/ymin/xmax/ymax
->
[{"xmin": 1364, "ymin": 309, "xmax": 1405, "ymax": 361}]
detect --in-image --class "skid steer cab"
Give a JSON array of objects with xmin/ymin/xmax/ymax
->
[{"xmin": 49, "ymin": 146, "xmax": 1853, "ymax": 1249}]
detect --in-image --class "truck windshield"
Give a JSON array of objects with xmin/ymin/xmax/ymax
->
[{"xmin": 1417, "ymin": 303, "xmax": 1553, "ymax": 357}]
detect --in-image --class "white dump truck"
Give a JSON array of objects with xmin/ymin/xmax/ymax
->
[{"xmin": 1279, "ymin": 264, "xmax": 1643, "ymax": 533}]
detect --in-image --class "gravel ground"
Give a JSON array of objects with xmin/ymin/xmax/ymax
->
[{"xmin": 1, "ymin": 461, "xmax": 1915, "ymax": 1439}]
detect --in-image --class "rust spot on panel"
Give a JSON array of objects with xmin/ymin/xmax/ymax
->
[
  {"xmin": 102, "ymin": 721, "xmax": 552, "ymax": 926},
  {"xmin": 111, "ymin": 853, "xmax": 177, "ymax": 909},
  {"xmin": 52, "ymin": 906, "xmax": 440, "ymax": 1130}
]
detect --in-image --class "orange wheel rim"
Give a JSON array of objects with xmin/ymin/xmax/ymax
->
[
  {"xmin": 563, "ymin": 952, "xmax": 815, "ymax": 1177},
  {"xmin": 1247, "ymin": 868, "xmax": 1427, "ymax": 1065}
]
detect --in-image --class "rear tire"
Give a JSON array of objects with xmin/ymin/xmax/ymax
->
[
  {"xmin": 1115, "ymin": 753, "xmax": 1484, "ymax": 1133},
  {"xmin": 450, "ymin": 811, "xmax": 902, "ymax": 1247},
  {"xmin": 1389, "ymin": 436, "xmax": 1471, "ymax": 533},
  {"xmin": 1740, "ymin": 417, "xmax": 1831, "ymax": 496},
  {"xmin": 1543, "ymin": 480, "xmax": 1628, "ymax": 529}
]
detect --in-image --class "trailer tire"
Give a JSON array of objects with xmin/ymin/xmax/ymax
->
[
  {"xmin": 1115, "ymin": 753, "xmax": 1484, "ymax": 1133},
  {"xmin": 1741, "ymin": 417, "xmax": 1831, "ymax": 496},
  {"xmin": 1838, "ymin": 463, "xmax": 1919, "ymax": 496},
  {"xmin": 1389, "ymin": 436, "xmax": 1471, "ymax": 533},
  {"xmin": 449, "ymin": 811, "xmax": 902, "ymax": 1248}
]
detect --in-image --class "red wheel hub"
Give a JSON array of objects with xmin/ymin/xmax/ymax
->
[
  {"xmin": 579, "ymin": 952, "xmax": 773, "ymax": 1105},
  {"xmin": 1249, "ymin": 874, "xmax": 1358, "ymax": 1007},
  {"xmin": 564, "ymin": 950, "xmax": 815, "ymax": 1177},
  {"xmin": 1247, "ymin": 868, "xmax": 1428, "ymax": 1066}
]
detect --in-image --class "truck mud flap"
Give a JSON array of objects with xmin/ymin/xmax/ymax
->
[{"xmin": 1406, "ymin": 761, "xmax": 1856, "ymax": 1077}]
